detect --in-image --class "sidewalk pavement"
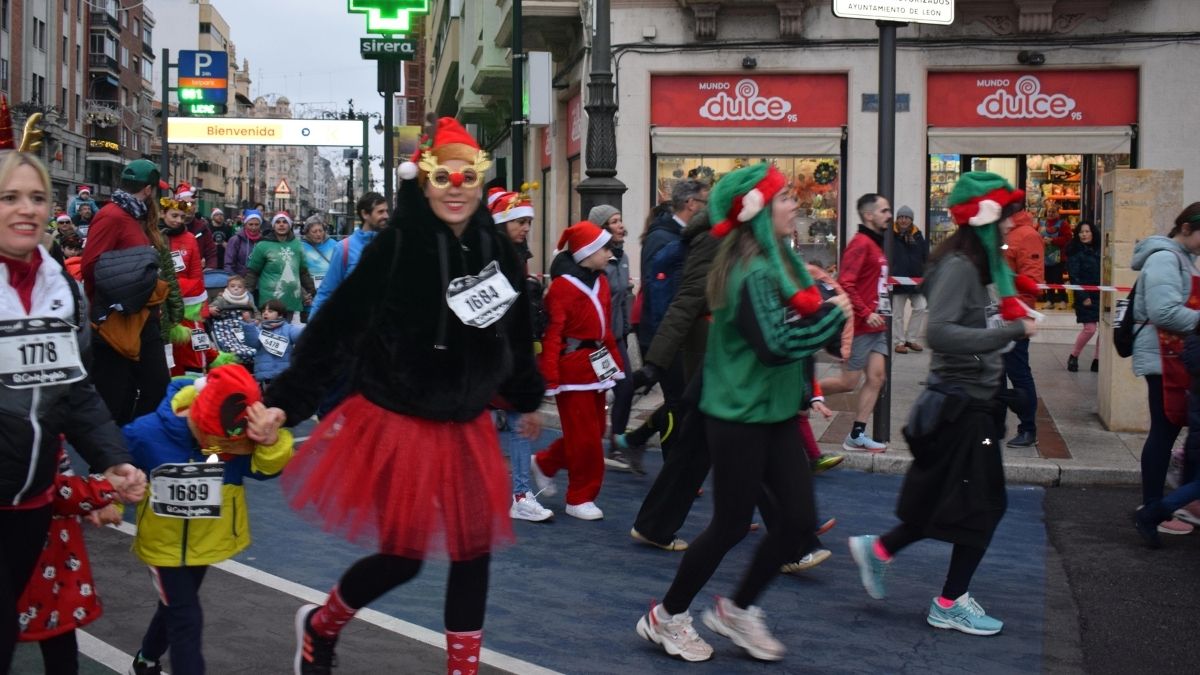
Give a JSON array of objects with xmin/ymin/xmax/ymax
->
[{"xmin": 539, "ymin": 339, "xmax": 1147, "ymax": 487}]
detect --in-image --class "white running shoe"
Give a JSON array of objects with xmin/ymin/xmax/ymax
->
[
  {"xmin": 781, "ymin": 548, "xmax": 832, "ymax": 574},
  {"xmin": 564, "ymin": 501, "xmax": 604, "ymax": 520},
  {"xmin": 530, "ymin": 457, "xmax": 557, "ymax": 497},
  {"xmin": 636, "ymin": 602, "xmax": 713, "ymax": 662},
  {"xmin": 510, "ymin": 492, "xmax": 553, "ymax": 522},
  {"xmin": 843, "ymin": 432, "xmax": 888, "ymax": 453},
  {"xmin": 702, "ymin": 596, "xmax": 785, "ymax": 661}
]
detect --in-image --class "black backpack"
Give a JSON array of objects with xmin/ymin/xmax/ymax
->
[{"xmin": 1113, "ymin": 279, "xmax": 1144, "ymax": 358}]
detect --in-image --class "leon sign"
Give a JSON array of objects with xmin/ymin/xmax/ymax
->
[
  {"xmin": 927, "ymin": 70, "xmax": 1138, "ymax": 127},
  {"xmin": 832, "ymin": 0, "xmax": 953, "ymax": 26},
  {"xmin": 650, "ymin": 74, "xmax": 847, "ymax": 128}
]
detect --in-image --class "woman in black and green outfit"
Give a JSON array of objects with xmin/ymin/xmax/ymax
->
[{"xmin": 635, "ymin": 163, "xmax": 849, "ymax": 664}]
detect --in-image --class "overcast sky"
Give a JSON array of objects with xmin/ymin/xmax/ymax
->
[{"xmin": 209, "ymin": 0, "xmax": 399, "ymax": 176}]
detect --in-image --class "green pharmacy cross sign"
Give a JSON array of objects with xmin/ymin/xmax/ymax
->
[{"xmin": 348, "ymin": 0, "xmax": 429, "ymax": 34}]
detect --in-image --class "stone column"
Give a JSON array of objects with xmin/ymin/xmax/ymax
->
[{"xmin": 1098, "ymin": 169, "xmax": 1184, "ymax": 432}]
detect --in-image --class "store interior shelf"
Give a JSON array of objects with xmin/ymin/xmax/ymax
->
[{"xmin": 1044, "ymin": 195, "xmax": 1081, "ymax": 201}]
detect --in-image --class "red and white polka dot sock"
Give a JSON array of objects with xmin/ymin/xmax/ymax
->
[{"xmin": 445, "ymin": 629, "xmax": 483, "ymax": 675}]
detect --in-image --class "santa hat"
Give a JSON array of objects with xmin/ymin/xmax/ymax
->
[
  {"xmin": 271, "ymin": 211, "xmax": 292, "ymax": 226},
  {"xmin": 174, "ymin": 182, "xmax": 195, "ymax": 201},
  {"xmin": 397, "ymin": 116, "xmax": 491, "ymax": 183},
  {"xmin": 55, "ymin": 212, "xmax": 71, "ymax": 224},
  {"xmin": 211, "ymin": 208, "xmax": 224, "ymax": 217},
  {"xmin": 708, "ymin": 163, "xmax": 823, "ymax": 316},
  {"xmin": 947, "ymin": 171, "xmax": 1030, "ymax": 320},
  {"xmin": 486, "ymin": 186, "xmax": 507, "ymax": 208},
  {"xmin": 557, "ymin": 221, "xmax": 612, "ymax": 263},
  {"xmin": 242, "ymin": 209, "xmax": 263, "ymax": 224},
  {"xmin": 77, "ymin": 185, "xmax": 91, "ymax": 197},
  {"xmin": 190, "ymin": 364, "xmax": 261, "ymax": 441},
  {"xmin": 491, "ymin": 182, "xmax": 538, "ymax": 225}
]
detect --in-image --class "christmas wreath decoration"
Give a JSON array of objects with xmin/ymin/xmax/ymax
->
[{"xmin": 814, "ymin": 161, "xmax": 838, "ymax": 185}]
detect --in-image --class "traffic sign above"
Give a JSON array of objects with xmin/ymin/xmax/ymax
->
[
  {"xmin": 832, "ymin": 0, "xmax": 953, "ymax": 25},
  {"xmin": 178, "ymin": 50, "xmax": 229, "ymax": 104},
  {"xmin": 361, "ymin": 38, "xmax": 416, "ymax": 60},
  {"xmin": 348, "ymin": 0, "xmax": 429, "ymax": 34},
  {"xmin": 274, "ymin": 179, "xmax": 292, "ymax": 198}
]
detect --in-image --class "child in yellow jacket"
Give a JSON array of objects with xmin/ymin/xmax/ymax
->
[{"xmin": 123, "ymin": 364, "xmax": 294, "ymax": 675}]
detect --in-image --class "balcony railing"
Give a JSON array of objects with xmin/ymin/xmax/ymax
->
[
  {"xmin": 89, "ymin": 11, "xmax": 119, "ymax": 32},
  {"xmin": 88, "ymin": 53, "xmax": 119, "ymax": 75}
]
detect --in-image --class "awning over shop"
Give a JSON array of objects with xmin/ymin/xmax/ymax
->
[
  {"xmin": 927, "ymin": 126, "xmax": 1133, "ymax": 155},
  {"xmin": 86, "ymin": 152, "xmax": 125, "ymax": 164},
  {"xmin": 650, "ymin": 127, "xmax": 843, "ymax": 156}
]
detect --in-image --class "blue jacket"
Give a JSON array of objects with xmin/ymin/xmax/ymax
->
[
  {"xmin": 123, "ymin": 377, "xmax": 293, "ymax": 567},
  {"xmin": 244, "ymin": 319, "xmax": 304, "ymax": 380},
  {"xmin": 1130, "ymin": 236, "xmax": 1200, "ymax": 377},
  {"xmin": 301, "ymin": 238, "xmax": 339, "ymax": 298},
  {"xmin": 309, "ymin": 229, "xmax": 379, "ymax": 316}
]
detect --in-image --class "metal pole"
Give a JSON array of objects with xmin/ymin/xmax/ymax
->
[
  {"xmin": 873, "ymin": 21, "xmax": 902, "ymax": 443},
  {"xmin": 160, "ymin": 48, "xmax": 170, "ymax": 182},
  {"xmin": 347, "ymin": 160, "xmax": 354, "ymax": 221},
  {"xmin": 576, "ymin": 0, "xmax": 626, "ymax": 216},
  {"xmin": 511, "ymin": 0, "xmax": 525, "ymax": 189},
  {"xmin": 383, "ymin": 62, "xmax": 395, "ymax": 206},
  {"xmin": 361, "ymin": 118, "xmax": 370, "ymax": 194}
]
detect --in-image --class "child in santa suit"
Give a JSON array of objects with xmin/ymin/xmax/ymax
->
[{"xmin": 532, "ymin": 221, "xmax": 625, "ymax": 520}]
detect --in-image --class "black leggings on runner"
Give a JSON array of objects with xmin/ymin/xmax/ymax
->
[
  {"xmin": 662, "ymin": 416, "xmax": 817, "ymax": 615},
  {"xmin": 881, "ymin": 523, "xmax": 987, "ymax": 600},
  {"xmin": 338, "ymin": 553, "xmax": 490, "ymax": 632},
  {"xmin": 0, "ymin": 505, "xmax": 53, "ymax": 674},
  {"xmin": 38, "ymin": 630, "xmax": 79, "ymax": 675}
]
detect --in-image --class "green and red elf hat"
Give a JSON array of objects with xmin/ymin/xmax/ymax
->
[
  {"xmin": 947, "ymin": 171, "xmax": 1034, "ymax": 320},
  {"xmin": 709, "ymin": 163, "xmax": 822, "ymax": 315}
]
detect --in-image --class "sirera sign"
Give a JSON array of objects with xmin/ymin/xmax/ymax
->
[{"xmin": 360, "ymin": 37, "xmax": 416, "ymax": 60}]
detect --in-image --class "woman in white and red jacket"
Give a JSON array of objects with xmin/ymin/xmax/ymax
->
[{"xmin": 532, "ymin": 221, "xmax": 625, "ymax": 521}]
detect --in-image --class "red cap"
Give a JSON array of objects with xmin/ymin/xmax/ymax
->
[{"xmin": 191, "ymin": 364, "xmax": 261, "ymax": 440}]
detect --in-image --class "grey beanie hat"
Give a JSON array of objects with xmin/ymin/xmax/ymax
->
[
  {"xmin": 587, "ymin": 204, "xmax": 621, "ymax": 230},
  {"xmin": 896, "ymin": 205, "xmax": 914, "ymax": 220}
]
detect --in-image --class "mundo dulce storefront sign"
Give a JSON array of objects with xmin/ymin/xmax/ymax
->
[
  {"xmin": 927, "ymin": 70, "xmax": 1138, "ymax": 127},
  {"xmin": 650, "ymin": 74, "xmax": 847, "ymax": 128}
]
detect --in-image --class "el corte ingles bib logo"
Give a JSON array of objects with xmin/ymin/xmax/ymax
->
[
  {"xmin": 699, "ymin": 79, "xmax": 792, "ymax": 122},
  {"xmin": 975, "ymin": 75, "xmax": 1078, "ymax": 120}
]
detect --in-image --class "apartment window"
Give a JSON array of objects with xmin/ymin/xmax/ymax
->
[
  {"xmin": 133, "ymin": 18, "xmax": 139, "ymax": 37},
  {"xmin": 143, "ymin": 26, "xmax": 151, "ymax": 47},
  {"xmin": 199, "ymin": 22, "xmax": 210, "ymax": 34},
  {"xmin": 74, "ymin": 94, "xmax": 80, "ymax": 120},
  {"xmin": 141, "ymin": 57, "xmax": 153, "ymax": 82},
  {"xmin": 75, "ymin": 45, "xmax": 80, "ymax": 71},
  {"xmin": 62, "ymin": 36, "xmax": 67, "ymax": 59},
  {"xmin": 60, "ymin": 86, "xmax": 67, "ymax": 110},
  {"xmin": 132, "ymin": 55, "xmax": 139, "ymax": 77},
  {"xmin": 31, "ymin": 74, "xmax": 45, "ymax": 104},
  {"xmin": 33, "ymin": 19, "xmax": 47, "ymax": 51},
  {"xmin": 119, "ymin": 45, "xmax": 127, "ymax": 68},
  {"xmin": 0, "ymin": 59, "xmax": 7, "ymax": 93},
  {"xmin": 76, "ymin": 0, "xmax": 81, "ymax": 22},
  {"xmin": 74, "ymin": 148, "xmax": 81, "ymax": 172},
  {"xmin": 121, "ymin": 87, "xmax": 128, "ymax": 107},
  {"xmin": 119, "ymin": 9, "xmax": 127, "ymax": 27},
  {"xmin": 1, "ymin": 0, "xmax": 8, "ymax": 32}
]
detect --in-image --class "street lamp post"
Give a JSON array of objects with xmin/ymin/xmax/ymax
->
[{"xmin": 576, "ymin": 0, "xmax": 626, "ymax": 216}]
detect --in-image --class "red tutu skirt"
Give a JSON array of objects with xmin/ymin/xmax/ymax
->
[{"xmin": 281, "ymin": 395, "xmax": 515, "ymax": 561}]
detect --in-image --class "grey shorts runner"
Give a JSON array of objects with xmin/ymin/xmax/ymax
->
[{"xmin": 846, "ymin": 331, "xmax": 889, "ymax": 371}]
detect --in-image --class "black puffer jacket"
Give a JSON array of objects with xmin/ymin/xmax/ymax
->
[
  {"xmin": 265, "ymin": 180, "xmax": 545, "ymax": 424},
  {"xmin": 644, "ymin": 212, "xmax": 718, "ymax": 382}
]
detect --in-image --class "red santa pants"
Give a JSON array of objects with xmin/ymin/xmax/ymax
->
[{"xmin": 535, "ymin": 389, "xmax": 607, "ymax": 505}]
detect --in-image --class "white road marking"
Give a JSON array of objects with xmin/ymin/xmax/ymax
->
[
  {"xmin": 107, "ymin": 522, "xmax": 560, "ymax": 675},
  {"xmin": 77, "ymin": 628, "xmax": 157, "ymax": 673}
]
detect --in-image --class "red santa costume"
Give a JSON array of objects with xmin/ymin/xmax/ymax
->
[
  {"xmin": 533, "ymin": 221, "xmax": 625, "ymax": 518},
  {"xmin": 161, "ymin": 190, "xmax": 221, "ymax": 375}
]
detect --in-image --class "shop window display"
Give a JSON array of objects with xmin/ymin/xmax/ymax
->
[{"xmin": 655, "ymin": 155, "xmax": 840, "ymax": 267}]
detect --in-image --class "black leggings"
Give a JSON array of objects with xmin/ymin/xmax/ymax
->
[
  {"xmin": 0, "ymin": 506, "xmax": 53, "ymax": 674},
  {"xmin": 37, "ymin": 630, "xmax": 79, "ymax": 675},
  {"xmin": 881, "ymin": 522, "xmax": 987, "ymax": 600},
  {"xmin": 662, "ymin": 416, "xmax": 817, "ymax": 615},
  {"xmin": 90, "ymin": 316, "xmax": 169, "ymax": 426},
  {"xmin": 338, "ymin": 553, "xmax": 490, "ymax": 632},
  {"xmin": 1142, "ymin": 374, "xmax": 1181, "ymax": 505}
]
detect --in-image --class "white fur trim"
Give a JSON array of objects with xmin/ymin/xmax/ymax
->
[
  {"xmin": 398, "ymin": 161, "xmax": 418, "ymax": 180},
  {"xmin": 737, "ymin": 188, "xmax": 765, "ymax": 222},
  {"xmin": 193, "ymin": 375, "xmax": 208, "ymax": 393},
  {"xmin": 571, "ymin": 229, "xmax": 612, "ymax": 263},
  {"xmin": 968, "ymin": 199, "xmax": 1003, "ymax": 226},
  {"xmin": 545, "ymin": 379, "xmax": 619, "ymax": 396},
  {"xmin": 493, "ymin": 205, "xmax": 535, "ymax": 224}
]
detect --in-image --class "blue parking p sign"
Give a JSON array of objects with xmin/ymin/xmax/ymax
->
[{"xmin": 178, "ymin": 50, "xmax": 229, "ymax": 104}]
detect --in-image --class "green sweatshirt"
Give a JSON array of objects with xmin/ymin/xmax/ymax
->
[
  {"xmin": 700, "ymin": 257, "xmax": 846, "ymax": 424},
  {"xmin": 247, "ymin": 235, "xmax": 308, "ymax": 312}
]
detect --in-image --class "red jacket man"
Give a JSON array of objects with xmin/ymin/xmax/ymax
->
[
  {"xmin": 1004, "ymin": 210, "xmax": 1045, "ymax": 307},
  {"xmin": 839, "ymin": 225, "xmax": 888, "ymax": 335}
]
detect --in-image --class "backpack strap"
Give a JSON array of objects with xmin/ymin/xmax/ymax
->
[{"xmin": 342, "ymin": 236, "xmax": 351, "ymax": 268}]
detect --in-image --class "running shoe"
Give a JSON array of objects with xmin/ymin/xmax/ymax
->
[
  {"xmin": 510, "ymin": 492, "xmax": 553, "ymax": 522},
  {"xmin": 530, "ymin": 457, "xmax": 557, "ymax": 497},
  {"xmin": 1174, "ymin": 500, "xmax": 1200, "ymax": 527},
  {"xmin": 848, "ymin": 535, "xmax": 889, "ymax": 599},
  {"xmin": 811, "ymin": 454, "xmax": 845, "ymax": 474},
  {"xmin": 843, "ymin": 433, "xmax": 887, "ymax": 453},
  {"xmin": 604, "ymin": 449, "xmax": 632, "ymax": 471},
  {"xmin": 636, "ymin": 602, "xmax": 713, "ymax": 662},
  {"xmin": 294, "ymin": 604, "xmax": 338, "ymax": 675},
  {"xmin": 631, "ymin": 527, "xmax": 688, "ymax": 551},
  {"xmin": 564, "ymin": 501, "xmax": 604, "ymax": 520},
  {"xmin": 128, "ymin": 652, "xmax": 162, "ymax": 675},
  {"xmin": 816, "ymin": 517, "xmax": 837, "ymax": 536},
  {"xmin": 926, "ymin": 594, "xmax": 1004, "ymax": 636},
  {"xmin": 702, "ymin": 596, "xmax": 786, "ymax": 661},
  {"xmin": 1133, "ymin": 508, "xmax": 1162, "ymax": 549},
  {"xmin": 1157, "ymin": 517, "xmax": 1194, "ymax": 535},
  {"xmin": 781, "ymin": 548, "xmax": 832, "ymax": 574}
]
